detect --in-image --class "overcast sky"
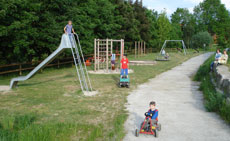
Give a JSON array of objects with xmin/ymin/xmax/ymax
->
[{"xmin": 143, "ymin": 0, "xmax": 230, "ymax": 16}]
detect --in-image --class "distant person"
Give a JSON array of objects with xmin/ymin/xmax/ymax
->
[
  {"xmin": 165, "ymin": 53, "xmax": 170, "ymax": 60},
  {"xmin": 161, "ymin": 49, "xmax": 166, "ymax": 56},
  {"xmin": 161, "ymin": 49, "xmax": 169, "ymax": 60},
  {"xmin": 218, "ymin": 50, "xmax": 228, "ymax": 64},
  {"xmin": 111, "ymin": 54, "xmax": 116, "ymax": 70},
  {"xmin": 120, "ymin": 54, "xmax": 129, "ymax": 78},
  {"xmin": 64, "ymin": 20, "xmax": 75, "ymax": 36},
  {"xmin": 211, "ymin": 49, "xmax": 222, "ymax": 70}
]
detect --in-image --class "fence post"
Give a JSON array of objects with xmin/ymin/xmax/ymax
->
[
  {"xmin": 141, "ymin": 41, "xmax": 143, "ymax": 56},
  {"xmin": 94, "ymin": 38, "xmax": 96, "ymax": 71},
  {"xmin": 144, "ymin": 42, "xmax": 146, "ymax": 55},
  {"xmin": 106, "ymin": 38, "xmax": 109, "ymax": 73},
  {"xmin": 19, "ymin": 64, "xmax": 22, "ymax": 75},
  {"xmin": 135, "ymin": 41, "xmax": 137, "ymax": 58},
  {"xmin": 58, "ymin": 59, "xmax": 60, "ymax": 68}
]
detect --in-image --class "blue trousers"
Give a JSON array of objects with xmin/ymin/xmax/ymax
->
[{"xmin": 121, "ymin": 69, "xmax": 128, "ymax": 76}]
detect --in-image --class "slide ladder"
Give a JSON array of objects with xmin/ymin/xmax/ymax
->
[{"xmin": 69, "ymin": 34, "xmax": 92, "ymax": 92}]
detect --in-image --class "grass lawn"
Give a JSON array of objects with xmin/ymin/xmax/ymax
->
[
  {"xmin": 0, "ymin": 51, "xmax": 201, "ymax": 140},
  {"xmin": 226, "ymin": 52, "xmax": 230, "ymax": 69}
]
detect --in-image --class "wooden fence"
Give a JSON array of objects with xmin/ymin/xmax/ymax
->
[
  {"xmin": 0, "ymin": 47, "xmax": 179, "ymax": 76},
  {"xmin": 0, "ymin": 57, "xmax": 75, "ymax": 75}
]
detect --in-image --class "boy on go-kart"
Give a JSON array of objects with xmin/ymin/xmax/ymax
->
[
  {"xmin": 143, "ymin": 101, "xmax": 159, "ymax": 129},
  {"xmin": 136, "ymin": 101, "xmax": 161, "ymax": 137}
]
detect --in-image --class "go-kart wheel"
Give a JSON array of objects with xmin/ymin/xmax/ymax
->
[
  {"xmin": 154, "ymin": 130, "xmax": 159, "ymax": 138},
  {"xmin": 126, "ymin": 85, "xmax": 129, "ymax": 88},
  {"xmin": 135, "ymin": 129, "xmax": 139, "ymax": 137},
  {"xmin": 157, "ymin": 123, "xmax": 161, "ymax": 131}
]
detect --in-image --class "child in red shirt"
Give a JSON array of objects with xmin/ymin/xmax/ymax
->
[{"xmin": 120, "ymin": 54, "xmax": 129, "ymax": 78}]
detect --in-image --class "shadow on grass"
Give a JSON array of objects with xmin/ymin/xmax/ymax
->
[
  {"xmin": 111, "ymin": 75, "xmax": 120, "ymax": 88},
  {"xmin": 18, "ymin": 79, "xmax": 52, "ymax": 87},
  {"xmin": 18, "ymin": 74, "xmax": 77, "ymax": 88}
]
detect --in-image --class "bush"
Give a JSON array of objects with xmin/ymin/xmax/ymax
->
[{"xmin": 191, "ymin": 31, "xmax": 213, "ymax": 49}]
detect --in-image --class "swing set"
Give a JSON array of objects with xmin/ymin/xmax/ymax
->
[{"xmin": 156, "ymin": 40, "xmax": 187, "ymax": 61}]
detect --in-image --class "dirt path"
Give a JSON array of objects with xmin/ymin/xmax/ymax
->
[{"xmin": 124, "ymin": 53, "xmax": 230, "ymax": 141}]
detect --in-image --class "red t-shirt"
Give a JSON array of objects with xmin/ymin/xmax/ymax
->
[{"xmin": 121, "ymin": 58, "xmax": 129, "ymax": 69}]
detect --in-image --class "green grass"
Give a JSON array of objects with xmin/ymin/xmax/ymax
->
[
  {"xmin": 194, "ymin": 55, "xmax": 230, "ymax": 124},
  {"xmin": 226, "ymin": 52, "xmax": 230, "ymax": 69},
  {"xmin": 0, "ymin": 52, "xmax": 201, "ymax": 140}
]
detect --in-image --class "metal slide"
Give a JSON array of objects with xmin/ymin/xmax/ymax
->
[{"xmin": 10, "ymin": 34, "xmax": 72, "ymax": 89}]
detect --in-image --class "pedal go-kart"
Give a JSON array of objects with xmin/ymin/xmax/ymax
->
[
  {"xmin": 119, "ymin": 75, "xmax": 130, "ymax": 88},
  {"xmin": 135, "ymin": 112, "xmax": 161, "ymax": 137}
]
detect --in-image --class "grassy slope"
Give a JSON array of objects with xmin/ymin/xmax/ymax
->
[
  {"xmin": 0, "ymin": 52, "xmax": 200, "ymax": 140},
  {"xmin": 194, "ymin": 55, "xmax": 230, "ymax": 124}
]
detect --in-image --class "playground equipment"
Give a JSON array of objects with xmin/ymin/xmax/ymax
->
[
  {"xmin": 119, "ymin": 76, "xmax": 130, "ymax": 88},
  {"xmin": 134, "ymin": 41, "xmax": 146, "ymax": 58},
  {"xmin": 94, "ymin": 39, "xmax": 124, "ymax": 72},
  {"xmin": 156, "ymin": 40, "xmax": 187, "ymax": 61},
  {"xmin": 10, "ymin": 34, "xmax": 92, "ymax": 92}
]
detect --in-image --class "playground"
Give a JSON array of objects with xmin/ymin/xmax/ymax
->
[
  {"xmin": 1, "ymin": 0, "xmax": 230, "ymax": 140},
  {"xmin": 0, "ymin": 51, "xmax": 201, "ymax": 140}
]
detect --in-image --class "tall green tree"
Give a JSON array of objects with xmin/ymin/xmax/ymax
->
[
  {"xmin": 193, "ymin": 0, "xmax": 230, "ymax": 47},
  {"xmin": 0, "ymin": 0, "xmax": 40, "ymax": 63},
  {"xmin": 145, "ymin": 9, "xmax": 158, "ymax": 48},
  {"xmin": 156, "ymin": 11, "xmax": 171, "ymax": 48},
  {"xmin": 133, "ymin": 0, "xmax": 151, "ymax": 41},
  {"xmin": 171, "ymin": 8, "xmax": 195, "ymax": 48}
]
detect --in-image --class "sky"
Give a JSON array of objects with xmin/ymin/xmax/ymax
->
[{"xmin": 143, "ymin": 0, "xmax": 230, "ymax": 16}]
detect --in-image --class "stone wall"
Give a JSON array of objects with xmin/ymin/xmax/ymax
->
[{"xmin": 213, "ymin": 65, "xmax": 230, "ymax": 98}]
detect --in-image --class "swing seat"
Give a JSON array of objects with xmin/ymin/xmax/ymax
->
[
  {"xmin": 155, "ymin": 56, "xmax": 170, "ymax": 61},
  {"xmin": 155, "ymin": 58, "xmax": 170, "ymax": 61}
]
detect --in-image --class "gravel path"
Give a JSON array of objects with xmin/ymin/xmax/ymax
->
[{"xmin": 124, "ymin": 53, "xmax": 230, "ymax": 141}]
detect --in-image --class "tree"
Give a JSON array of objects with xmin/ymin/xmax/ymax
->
[
  {"xmin": 156, "ymin": 11, "xmax": 171, "ymax": 48},
  {"xmin": 0, "ymin": 0, "xmax": 40, "ymax": 63},
  {"xmin": 193, "ymin": 0, "xmax": 230, "ymax": 47},
  {"xmin": 133, "ymin": 1, "xmax": 151, "ymax": 41},
  {"xmin": 145, "ymin": 9, "xmax": 158, "ymax": 48},
  {"xmin": 191, "ymin": 31, "xmax": 213, "ymax": 49},
  {"xmin": 171, "ymin": 8, "xmax": 195, "ymax": 48}
]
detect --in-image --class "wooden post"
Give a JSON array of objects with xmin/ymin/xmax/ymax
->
[
  {"xmin": 144, "ymin": 42, "xmax": 146, "ymax": 55},
  {"xmin": 120, "ymin": 39, "xmax": 123, "ymax": 60},
  {"xmin": 137, "ymin": 41, "xmax": 139, "ymax": 58},
  {"xmin": 19, "ymin": 64, "xmax": 22, "ymax": 75},
  {"xmin": 106, "ymin": 39, "xmax": 109, "ymax": 73},
  {"xmin": 97, "ymin": 39, "xmax": 100, "ymax": 71},
  {"xmin": 123, "ymin": 40, "xmax": 125, "ymax": 55},
  {"xmin": 111, "ymin": 40, "xmax": 113, "ymax": 55},
  {"xmin": 135, "ymin": 41, "xmax": 137, "ymax": 58},
  {"xmin": 138, "ymin": 41, "xmax": 140, "ymax": 57},
  {"xmin": 110, "ymin": 40, "xmax": 113, "ymax": 71},
  {"xmin": 94, "ymin": 39, "xmax": 96, "ymax": 71},
  {"xmin": 57, "ymin": 59, "xmax": 60, "ymax": 68},
  {"xmin": 141, "ymin": 41, "xmax": 143, "ymax": 56}
]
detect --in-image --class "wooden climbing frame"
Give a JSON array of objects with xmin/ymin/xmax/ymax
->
[{"xmin": 94, "ymin": 39, "xmax": 125, "ymax": 72}]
